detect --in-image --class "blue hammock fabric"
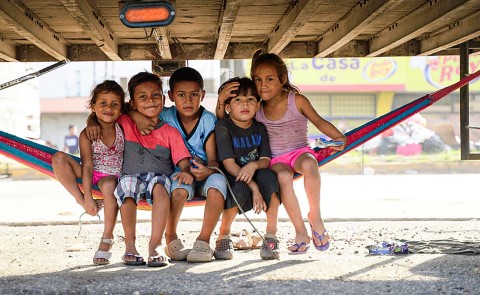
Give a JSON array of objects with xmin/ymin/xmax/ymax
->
[{"xmin": 1, "ymin": 69, "xmax": 479, "ymax": 208}]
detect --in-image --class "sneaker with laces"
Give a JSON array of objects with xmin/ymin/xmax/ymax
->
[
  {"xmin": 214, "ymin": 236, "xmax": 234, "ymax": 260},
  {"xmin": 260, "ymin": 234, "xmax": 280, "ymax": 260}
]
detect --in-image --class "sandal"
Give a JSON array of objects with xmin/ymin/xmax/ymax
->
[
  {"xmin": 260, "ymin": 233, "xmax": 280, "ymax": 260},
  {"xmin": 288, "ymin": 241, "xmax": 310, "ymax": 255},
  {"xmin": 164, "ymin": 239, "xmax": 191, "ymax": 261},
  {"xmin": 186, "ymin": 240, "xmax": 214, "ymax": 263},
  {"xmin": 93, "ymin": 238, "xmax": 114, "ymax": 265},
  {"xmin": 148, "ymin": 249, "xmax": 169, "ymax": 267},
  {"xmin": 233, "ymin": 229, "xmax": 262, "ymax": 250},
  {"xmin": 122, "ymin": 253, "xmax": 146, "ymax": 266},
  {"xmin": 310, "ymin": 222, "xmax": 330, "ymax": 251},
  {"xmin": 214, "ymin": 235, "xmax": 234, "ymax": 260}
]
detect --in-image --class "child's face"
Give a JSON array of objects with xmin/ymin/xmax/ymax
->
[
  {"xmin": 252, "ymin": 63, "xmax": 285, "ymax": 101},
  {"xmin": 168, "ymin": 81, "xmax": 205, "ymax": 118},
  {"xmin": 226, "ymin": 91, "xmax": 259, "ymax": 124},
  {"xmin": 92, "ymin": 91, "xmax": 123, "ymax": 124},
  {"xmin": 130, "ymin": 81, "xmax": 163, "ymax": 120}
]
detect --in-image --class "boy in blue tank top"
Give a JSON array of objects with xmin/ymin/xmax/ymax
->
[{"xmin": 133, "ymin": 67, "xmax": 228, "ymax": 263}]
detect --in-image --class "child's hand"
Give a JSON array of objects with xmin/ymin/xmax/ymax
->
[
  {"xmin": 218, "ymin": 81, "xmax": 239, "ymax": 105},
  {"xmin": 137, "ymin": 117, "xmax": 156, "ymax": 135},
  {"xmin": 329, "ymin": 136, "xmax": 348, "ymax": 154},
  {"xmin": 85, "ymin": 125, "xmax": 102, "ymax": 141},
  {"xmin": 82, "ymin": 197, "xmax": 99, "ymax": 216},
  {"xmin": 173, "ymin": 170, "xmax": 194, "ymax": 185},
  {"xmin": 189, "ymin": 160, "xmax": 211, "ymax": 181},
  {"xmin": 252, "ymin": 191, "xmax": 266, "ymax": 214},
  {"xmin": 236, "ymin": 163, "xmax": 256, "ymax": 183}
]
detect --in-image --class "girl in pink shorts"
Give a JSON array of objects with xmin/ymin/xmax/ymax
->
[
  {"xmin": 52, "ymin": 80, "xmax": 126, "ymax": 265},
  {"xmin": 217, "ymin": 52, "xmax": 347, "ymax": 255}
]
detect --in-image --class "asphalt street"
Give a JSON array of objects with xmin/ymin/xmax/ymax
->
[{"xmin": 0, "ymin": 174, "xmax": 479, "ymax": 294}]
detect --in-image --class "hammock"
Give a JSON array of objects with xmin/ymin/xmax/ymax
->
[
  {"xmin": 0, "ymin": 135, "xmax": 206, "ymax": 210},
  {"xmin": 1, "ymin": 69, "xmax": 479, "ymax": 210}
]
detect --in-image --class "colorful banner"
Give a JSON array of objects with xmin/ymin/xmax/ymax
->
[{"xmin": 251, "ymin": 56, "xmax": 480, "ymax": 92}]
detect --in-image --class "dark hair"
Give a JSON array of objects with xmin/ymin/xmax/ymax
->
[
  {"xmin": 128, "ymin": 71, "xmax": 163, "ymax": 100},
  {"xmin": 250, "ymin": 52, "xmax": 300, "ymax": 94},
  {"xmin": 218, "ymin": 77, "xmax": 259, "ymax": 104},
  {"xmin": 169, "ymin": 67, "xmax": 204, "ymax": 91},
  {"xmin": 88, "ymin": 80, "xmax": 126, "ymax": 112}
]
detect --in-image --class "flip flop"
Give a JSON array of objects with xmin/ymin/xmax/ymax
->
[
  {"xmin": 310, "ymin": 223, "xmax": 330, "ymax": 251},
  {"xmin": 122, "ymin": 253, "xmax": 146, "ymax": 266},
  {"xmin": 288, "ymin": 242, "xmax": 310, "ymax": 255},
  {"xmin": 148, "ymin": 254, "xmax": 169, "ymax": 267}
]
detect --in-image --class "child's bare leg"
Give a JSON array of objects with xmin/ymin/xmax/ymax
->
[
  {"xmin": 271, "ymin": 163, "xmax": 309, "ymax": 251},
  {"xmin": 218, "ymin": 207, "xmax": 238, "ymax": 236},
  {"xmin": 149, "ymin": 184, "xmax": 170, "ymax": 257},
  {"xmin": 94, "ymin": 176, "xmax": 118, "ymax": 263},
  {"xmin": 52, "ymin": 152, "xmax": 85, "ymax": 206},
  {"xmin": 165, "ymin": 188, "xmax": 187, "ymax": 244},
  {"xmin": 266, "ymin": 192, "xmax": 280, "ymax": 235},
  {"xmin": 197, "ymin": 188, "xmax": 224, "ymax": 243},
  {"xmin": 294, "ymin": 153, "xmax": 330, "ymax": 246},
  {"xmin": 120, "ymin": 197, "xmax": 140, "ymax": 260}
]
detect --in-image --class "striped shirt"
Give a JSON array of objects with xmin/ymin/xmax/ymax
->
[{"xmin": 256, "ymin": 92, "xmax": 309, "ymax": 158}]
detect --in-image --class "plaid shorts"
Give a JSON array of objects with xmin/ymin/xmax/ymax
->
[{"xmin": 114, "ymin": 172, "xmax": 171, "ymax": 207}]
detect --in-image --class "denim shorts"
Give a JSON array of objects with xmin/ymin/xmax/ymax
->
[{"xmin": 170, "ymin": 171, "xmax": 228, "ymax": 201}]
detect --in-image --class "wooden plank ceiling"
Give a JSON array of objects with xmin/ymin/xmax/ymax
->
[{"xmin": 0, "ymin": 0, "xmax": 479, "ymax": 64}]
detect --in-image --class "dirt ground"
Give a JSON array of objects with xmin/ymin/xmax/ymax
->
[{"xmin": 1, "ymin": 219, "xmax": 480, "ymax": 294}]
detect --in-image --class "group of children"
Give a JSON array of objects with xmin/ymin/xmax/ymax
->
[{"xmin": 52, "ymin": 52, "xmax": 347, "ymax": 267}]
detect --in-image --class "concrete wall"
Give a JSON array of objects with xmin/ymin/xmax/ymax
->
[{"xmin": 40, "ymin": 113, "xmax": 89, "ymax": 150}]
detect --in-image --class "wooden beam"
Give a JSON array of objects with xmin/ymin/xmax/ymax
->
[
  {"xmin": 0, "ymin": 0, "xmax": 68, "ymax": 60},
  {"xmin": 368, "ymin": 0, "xmax": 480, "ymax": 57},
  {"xmin": 460, "ymin": 42, "xmax": 470, "ymax": 160},
  {"xmin": 59, "ymin": 0, "xmax": 121, "ymax": 61},
  {"xmin": 316, "ymin": 0, "xmax": 402, "ymax": 58},
  {"xmin": 17, "ymin": 45, "xmax": 58, "ymax": 62},
  {"xmin": 120, "ymin": 43, "xmax": 216, "ymax": 61},
  {"xmin": 154, "ymin": 27, "xmax": 172, "ymax": 60},
  {"xmin": 68, "ymin": 44, "xmax": 109, "ymax": 61},
  {"xmin": 224, "ymin": 42, "xmax": 264, "ymax": 60},
  {"xmin": 419, "ymin": 10, "xmax": 480, "ymax": 56},
  {"xmin": 326, "ymin": 40, "xmax": 369, "ymax": 57},
  {"xmin": 120, "ymin": 43, "xmax": 268, "ymax": 61},
  {"xmin": 0, "ymin": 38, "xmax": 18, "ymax": 61},
  {"xmin": 214, "ymin": 0, "xmax": 241, "ymax": 60},
  {"xmin": 268, "ymin": 0, "xmax": 323, "ymax": 54}
]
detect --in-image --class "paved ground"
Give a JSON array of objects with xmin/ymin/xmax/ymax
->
[{"xmin": 0, "ymin": 174, "xmax": 479, "ymax": 294}]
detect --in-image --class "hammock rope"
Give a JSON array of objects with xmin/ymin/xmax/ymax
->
[{"xmin": 1, "ymin": 69, "xmax": 479, "ymax": 210}]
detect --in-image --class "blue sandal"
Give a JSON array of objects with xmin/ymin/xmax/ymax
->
[
  {"xmin": 310, "ymin": 223, "xmax": 330, "ymax": 251},
  {"xmin": 288, "ymin": 241, "xmax": 310, "ymax": 255}
]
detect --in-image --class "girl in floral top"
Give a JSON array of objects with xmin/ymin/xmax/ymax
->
[{"xmin": 52, "ymin": 80, "xmax": 126, "ymax": 265}]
